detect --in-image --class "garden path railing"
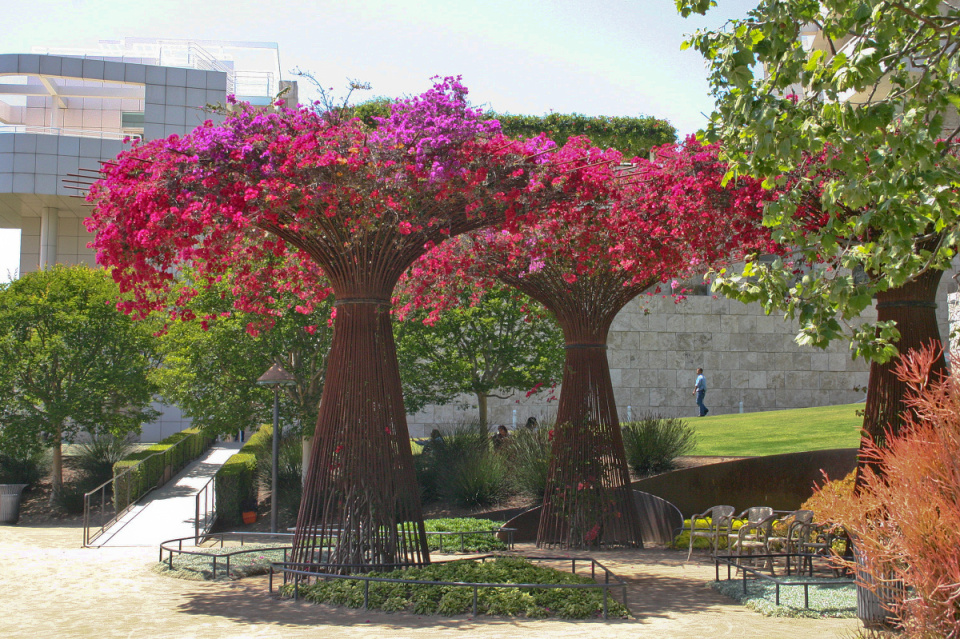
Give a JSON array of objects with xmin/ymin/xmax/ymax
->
[
  {"xmin": 193, "ymin": 473, "xmax": 218, "ymax": 544},
  {"xmin": 83, "ymin": 430, "xmax": 212, "ymax": 546}
]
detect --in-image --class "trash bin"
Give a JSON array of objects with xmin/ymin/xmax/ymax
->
[
  {"xmin": 854, "ymin": 546, "xmax": 904, "ymax": 627},
  {"xmin": 0, "ymin": 484, "xmax": 28, "ymax": 524}
]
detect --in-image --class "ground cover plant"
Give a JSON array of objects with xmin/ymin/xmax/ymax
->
[
  {"xmin": 422, "ymin": 518, "xmax": 507, "ymax": 553},
  {"xmin": 289, "ymin": 556, "xmax": 629, "ymax": 619},
  {"xmin": 153, "ymin": 543, "xmax": 288, "ymax": 581},
  {"xmin": 711, "ymin": 577, "xmax": 856, "ymax": 619},
  {"xmin": 690, "ymin": 404, "xmax": 861, "ymax": 456}
]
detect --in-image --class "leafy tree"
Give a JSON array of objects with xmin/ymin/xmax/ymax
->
[
  {"xmin": 0, "ymin": 265, "xmax": 158, "ymax": 497},
  {"xmin": 395, "ymin": 284, "xmax": 564, "ymax": 425},
  {"xmin": 154, "ymin": 280, "xmax": 333, "ymax": 438},
  {"xmin": 676, "ymin": 0, "xmax": 960, "ymax": 460}
]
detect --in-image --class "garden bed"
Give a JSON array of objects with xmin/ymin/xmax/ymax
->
[
  {"xmin": 154, "ymin": 540, "xmax": 289, "ymax": 581},
  {"xmin": 711, "ymin": 576, "xmax": 856, "ymax": 619},
  {"xmin": 276, "ymin": 556, "xmax": 629, "ymax": 619}
]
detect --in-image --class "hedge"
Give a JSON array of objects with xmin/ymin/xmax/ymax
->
[
  {"xmin": 112, "ymin": 427, "xmax": 215, "ymax": 512},
  {"xmin": 214, "ymin": 426, "xmax": 271, "ymax": 527}
]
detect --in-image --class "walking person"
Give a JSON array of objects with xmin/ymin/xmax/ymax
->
[{"xmin": 693, "ymin": 367, "xmax": 709, "ymax": 416}]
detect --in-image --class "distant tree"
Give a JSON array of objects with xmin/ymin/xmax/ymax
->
[
  {"xmin": 0, "ymin": 265, "xmax": 158, "ymax": 498},
  {"xmin": 395, "ymin": 284, "xmax": 563, "ymax": 425},
  {"xmin": 154, "ymin": 278, "xmax": 333, "ymax": 437}
]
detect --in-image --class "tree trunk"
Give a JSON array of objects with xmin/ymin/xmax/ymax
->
[
  {"xmin": 292, "ymin": 298, "xmax": 429, "ymax": 571},
  {"xmin": 537, "ymin": 340, "xmax": 642, "ymax": 549},
  {"xmin": 859, "ymin": 269, "xmax": 946, "ymax": 484},
  {"xmin": 49, "ymin": 424, "xmax": 63, "ymax": 504},
  {"xmin": 477, "ymin": 392, "xmax": 488, "ymax": 428}
]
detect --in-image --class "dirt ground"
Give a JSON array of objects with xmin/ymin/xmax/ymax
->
[{"xmin": 0, "ymin": 520, "xmax": 863, "ymax": 639}]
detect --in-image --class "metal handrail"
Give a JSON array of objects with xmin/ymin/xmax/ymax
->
[
  {"xmin": 194, "ymin": 473, "xmax": 217, "ymax": 544},
  {"xmin": 270, "ymin": 554, "xmax": 630, "ymax": 620},
  {"xmin": 83, "ymin": 430, "xmax": 212, "ymax": 546}
]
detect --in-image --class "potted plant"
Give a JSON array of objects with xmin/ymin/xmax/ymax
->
[{"xmin": 240, "ymin": 497, "xmax": 257, "ymax": 524}]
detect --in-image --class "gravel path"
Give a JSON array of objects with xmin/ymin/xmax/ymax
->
[{"xmin": 0, "ymin": 523, "xmax": 862, "ymax": 639}]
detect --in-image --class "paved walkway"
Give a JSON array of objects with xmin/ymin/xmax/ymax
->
[
  {"xmin": 96, "ymin": 442, "xmax": 243, "ymax": 547},
  {"xmin": 0, "ymin": 522, "xmax": 863, "ymax": 639}
]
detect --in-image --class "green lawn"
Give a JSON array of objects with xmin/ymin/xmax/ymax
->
[{"xmin": 691, "ymin": 403, "xmax": 863, "ymax": 457}]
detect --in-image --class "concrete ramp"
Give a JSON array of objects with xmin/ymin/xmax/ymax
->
[{"xmin": 96, "ymin": 442, "xmax": 243, "ymax": 547}]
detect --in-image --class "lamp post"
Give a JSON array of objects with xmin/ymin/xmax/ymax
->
[{"xmin": 256, "ymin": 363, "xmax": 297, "ymax": 534}]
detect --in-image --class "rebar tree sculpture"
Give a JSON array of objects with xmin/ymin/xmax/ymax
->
[
  {"xmin": 407, "ymin": 137, "xmax": 771, "ymax": 548},
  {"xmin": 85, "ymin": 78, "xmax": 562, "ymax": 571}
]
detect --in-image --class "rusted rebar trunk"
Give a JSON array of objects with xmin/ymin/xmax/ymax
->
[
  {"xmin": 292, "ymin": 297, "xmax": 429, "ymax": 571},
  {"xmin": 536, "ymin": 334, "xmax": 643, "ymax": 549},
  {"xmin": 859, "ymin": 268, "xmax": 946, "ymax": 483}
]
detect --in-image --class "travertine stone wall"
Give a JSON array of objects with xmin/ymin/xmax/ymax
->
[{"xmin": 406, "ymin": 271, "xmax": 958, "ymax": 438}]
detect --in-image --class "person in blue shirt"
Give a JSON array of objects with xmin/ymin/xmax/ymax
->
[{"xmin": 692, "ymin": 368, "xmax": 708, "ymax": 417}]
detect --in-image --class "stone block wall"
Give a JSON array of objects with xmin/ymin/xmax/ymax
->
[{"xmin": 406, "ymin": 269, "xmax": 958, "ymax": 437}]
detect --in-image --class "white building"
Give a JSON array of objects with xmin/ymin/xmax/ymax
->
[{"xmin": 0, "ymin": 38, "xmax": 294, "ymax": 440}]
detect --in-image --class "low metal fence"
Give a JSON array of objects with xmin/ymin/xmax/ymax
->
[
  {"xmin": 160, "ymin": 532, "xmax": 294, "ymax": 580},
  {"xmin": 269, "ymin": 554, "xmax": 629, "ymax": 620},
  {"xmin": 427, "ymin": 527, "xmax": 516, "ymax": 552},
  {"xmin": 714, "ymin": 552, "xmax": 855, "ymax": 609}
]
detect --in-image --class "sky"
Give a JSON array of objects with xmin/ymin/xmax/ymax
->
[{"xmin": 0, "ymin": 0, "xmax": 758, "ymax": 281}]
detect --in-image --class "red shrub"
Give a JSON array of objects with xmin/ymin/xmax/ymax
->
[{"xmin": 813, "ymin": 344, "xmax": 960, "ymax": 637}]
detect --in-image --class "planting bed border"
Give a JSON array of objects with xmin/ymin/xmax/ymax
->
[
  {"xmin": 714, "ymin": 552, "xmax": 854, "ymax": 609},
  {"xmin": 159, "ymin": 526, "xmax": 518, "ymax": 580},
  {"xmin": 160, "ymin": 532, "xmax": 294, "ymax": 580},
  {"xmin": 269, "ymin": 554, "xmax": 629, "ymax": 620}
]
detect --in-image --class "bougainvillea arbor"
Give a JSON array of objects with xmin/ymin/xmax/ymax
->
[
  {"xmin": 407, "ymin": 137, "xmax": 772, "ymax": 548},
  {"xmin": 86, "ymin": 78, "xmax": 573, "ymax": 571}
]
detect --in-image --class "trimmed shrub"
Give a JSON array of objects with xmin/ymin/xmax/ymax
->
[
  {"xmin": 621, "ymin": 414, "xmax": 697, "ymax": 477},
  {"xmin": 112, "ymin": 427, "xmax": 214, "ymax": 511},
  {"xmin": 215, "ymin": 425, "xmax": 270, "ymax": 527},
  {"xmin": 507, "ymin": 426, "xmax": 551, "ymax": 500}
]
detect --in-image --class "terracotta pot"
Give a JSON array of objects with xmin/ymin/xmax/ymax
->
[{"xmin": 242, "ymin": 511, "xmax": 256, "ymax": 524}]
